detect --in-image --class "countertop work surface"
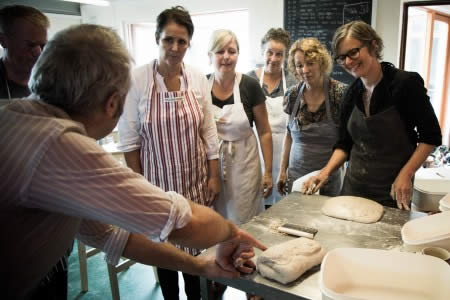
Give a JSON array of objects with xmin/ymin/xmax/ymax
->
[{"xmin": 200, "ymin": 193, "xmax": 425, "ymax": 300}]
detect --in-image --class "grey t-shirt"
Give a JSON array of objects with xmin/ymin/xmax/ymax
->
[{"xmin": 247, "ymin": 69, "xmax": 297, "ymax": 98}]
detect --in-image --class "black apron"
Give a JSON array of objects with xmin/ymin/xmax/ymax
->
[
  {"xmin": 287, "ymin": 79, "xmax": 343, "ymax": 196},
  {"xmin": 341, "ymin": 106, "xmax": 415, "ymax": 207}
]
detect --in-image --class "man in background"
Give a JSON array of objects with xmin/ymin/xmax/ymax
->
[
  {"xmin": 0, "ymin": 5, "xmax": 48, "ymax": 105},
  {"xmin": 0, "ymin": 5, "xmax": 74, "ymax": 299}
]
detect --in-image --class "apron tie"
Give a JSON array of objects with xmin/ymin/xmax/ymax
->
[{"xmin": 218, "ymin": 139, "xmax": 235, "ymax": 182}]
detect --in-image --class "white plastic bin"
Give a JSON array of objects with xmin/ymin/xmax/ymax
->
[
  {"xmin": 401, "ymin": 211, "xmax": 450, "ymax": 251},
  {"xmin": 412, "ymin": 167, "xmax": 450, "ymax": 212},
  {"xmin": 319, "ymin": 248, "xmax": 450, "ymax": 300},
  {"xmin": 439, "ymin": 193, "xmax": 450, "ymax": 211}
]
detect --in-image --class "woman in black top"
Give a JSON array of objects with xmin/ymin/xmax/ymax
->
[{"xmin": 304, "ymin": 21, "xmax": 441, "ymax": 209}]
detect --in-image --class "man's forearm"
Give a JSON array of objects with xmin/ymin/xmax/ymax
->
[
  {"xmin": 122, "ymin": 233, "xmax": 206, "ymax": 275},
  {"xmin": 169, "ymin": 201, "xmax": 237, "ymax": 249}
]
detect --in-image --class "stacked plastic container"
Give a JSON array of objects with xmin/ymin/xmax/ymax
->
[
  {"xmin": 439, "ymin": 193, "xmax": 450, "ymax": 212},
  {"xmin": 412, "ymin": 167, "xmax": 450, "ymax": 212},
  {"xmin": 401, "ymin": 211, "xmax": 450, "ymax": 252}
]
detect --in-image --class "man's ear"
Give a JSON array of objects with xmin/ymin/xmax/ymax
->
[
  {"xmin": 104, "ymin": 92, "xmax": 121, "ymax": 118},
  {"xmin": 0, "ymin": 32, "xmax": 7, "ymax": 49}
]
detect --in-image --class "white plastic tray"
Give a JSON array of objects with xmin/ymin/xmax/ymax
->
[{"xmin": 319, "ymin": 248, "xmax": 450, "ymax": 300}]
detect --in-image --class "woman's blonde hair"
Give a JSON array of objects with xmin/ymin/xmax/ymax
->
[
  {"xmin": 288, "ymin": 37, "xmax": 332, "ymax": 77},
  {"xmin": 208, "ymin": 29, "xmax": 240, "ymax": 55}
]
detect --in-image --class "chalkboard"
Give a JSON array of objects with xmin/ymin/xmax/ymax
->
[{"xmin": 284, "ymin": 0, "xmax": 373, "ymax": 84}]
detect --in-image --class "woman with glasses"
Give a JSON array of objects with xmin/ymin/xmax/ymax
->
[
  {"xmin": 247, "ymin": 28, "xmax": 296, "ymax": 206},
  {"xmin": 118, "ymin": 6, "xmax": 219, "ymax": 300},
  {"xmin": 277, "ymin": 38, "xmax": 347, "ymax": 195},
  {"xmin": 303, "ymin": 21, "xmax": 441, "ymax": 209}
]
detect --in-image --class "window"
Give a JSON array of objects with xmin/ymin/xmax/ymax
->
[
  {"xmin": 124, "ymin": 9, "xmax": 250, "ymax": 74},
  {"xmin": 403, "ymin": 6, "xmax": 450, "ymax": 146}
]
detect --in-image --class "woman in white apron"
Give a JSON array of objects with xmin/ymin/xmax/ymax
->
[
  {"xmin": 303, "ymin": 21, "xmax": 441, "ymax": 210},
  {"xmin": 278, "ymin": 38, "xmax": 347, "ymax": 196},
  {"xmin": 207, "ymin": 29, "xmax": 273, "ymax": 225},
  {"xmin": 117, "ymin": 7, "xmax": 219, "ymax": 300},
  {"xmin": 247, "ymin": 28, "xmax": 296, "ymax": 206}
]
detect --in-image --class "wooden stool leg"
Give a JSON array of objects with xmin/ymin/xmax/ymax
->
[
  {"xmin": 77, "ymin": 241, "xmax": 89, "ymax": 292},
  {"xmin": 152, "ymin": 266, "xmax": 159, "ymax": 284},
  {"xmin": 107, "ymin": 263, "xmax": 121, "ymax": 300}
]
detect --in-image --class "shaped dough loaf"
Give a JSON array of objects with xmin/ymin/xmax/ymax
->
[
  {"xmin": 322, "ymin": 196, "xmax": 384, "ymax": 224},
  {"xmin": 256, "ymin": 238, "xmax": 326, "ymax": 284}
]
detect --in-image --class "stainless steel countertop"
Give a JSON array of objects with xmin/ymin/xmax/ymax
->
[{"xmin": 200, "ymin": 193, "xmax": 425, "ymax": 300}]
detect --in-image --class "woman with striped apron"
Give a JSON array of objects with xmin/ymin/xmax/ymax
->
[{"xmin": 139, "ymin": 60, "xmax": 212, "ymax": 299}]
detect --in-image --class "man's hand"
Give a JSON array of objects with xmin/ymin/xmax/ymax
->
[
  {"xmin": 195, "ymin": 255, "xmax": 241, "ymax": 279},
  {"xmin": 215, "ymin": 228, "xmax": 266, "ymax": 274}
]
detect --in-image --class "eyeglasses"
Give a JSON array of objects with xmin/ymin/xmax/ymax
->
[{"xmin": 334, "ymin": 45, "xmax": 366, "ymax": 65}]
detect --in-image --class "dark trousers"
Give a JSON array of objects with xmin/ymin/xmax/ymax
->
[
  {"xmin": 28, "ymin": 242, "xmax": 74, "ymax": 300},
  {"xmin": 157, "ymin": 267, "xmax": 200, "ymax": 300}
]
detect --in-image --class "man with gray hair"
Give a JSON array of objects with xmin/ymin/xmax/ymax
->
[
  {"xmin": 0, "ymin": 24, "xmax": 264, "ymax": 299},
  {"xmin": 0, "ymin": 4, "xmax": 49, "ymax": 105}
]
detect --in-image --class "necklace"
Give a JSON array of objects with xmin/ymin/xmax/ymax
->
[
  {"xmin": 1, "ymin": 59, "xmax": 11, "ymax": 100},
  {"xmin": 4, "ymin": 75, "xmax": 11, "ymax": 100},
  {"xmin": 362, "ymin": 72, "xmax": 383, "ymax": 117}
]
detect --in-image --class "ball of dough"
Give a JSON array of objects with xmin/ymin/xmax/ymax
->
[
  {"xmin": 256, "ymin": 238, "xmax": 326, "ymax": 284},
  {"xmin": 321, "ymin": 196, "xmax": 384, "ymax": 223}
]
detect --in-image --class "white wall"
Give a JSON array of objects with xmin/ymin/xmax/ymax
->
[
  {"xmin": 80, "ymin": 0, "xmax": 435, "ymax": 68},
  {"xmin": 375, "ymin": 0, "xmax": 402, "ymax": 65},
  {"xmin": 45, "ymin": 13, "xmax": 82, "ymax": 38},
  {"xmin": 81, "ymin": 0, "xmax": 284, "ymax": 68}
]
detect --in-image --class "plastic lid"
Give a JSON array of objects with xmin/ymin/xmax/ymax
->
[
  {"xmin": 439, "ymin": 205, "xmax": 450, "ymax": 212},
  {"xmin": 401, "ymin": 211, "xmax": 450, "ymax": 245},
  {"xmin": 414, "ymin": 178, "xmax": 450, "ymax": 194}
]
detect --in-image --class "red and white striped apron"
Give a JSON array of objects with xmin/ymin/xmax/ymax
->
[{"xmin": 140, "ymin": 60, "xmax": 208, "ymax": 255}]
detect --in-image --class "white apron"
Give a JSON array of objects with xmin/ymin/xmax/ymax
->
[
  {"xmin": 209, "ymin": 73, "xmax": 264, "ymax": 225},
  {"xmin": 259, "ymin": 68, "xmax": 288, "ymax": 205},
  {"xmin": 141, "ymin": 60, "xmax": 208, "ymax": 255}
]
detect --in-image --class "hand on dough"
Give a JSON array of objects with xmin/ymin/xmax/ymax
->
[{"xmin": 216, "ymin": 228, "xmax": 266, "ymax": 275}]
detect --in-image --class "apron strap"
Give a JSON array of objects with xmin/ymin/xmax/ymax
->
[
  {"xmin": 151, "ymin": 59, "xmax": 189, "ymax": 91},
  {"xmin": 291, "ymin": 82, "xmax": 306, "ymax": 120},
  {"xmin": 259, "ymin": 67, "xmax": 287, "ymax": 94},
  {"xmin": 209, "ymin": 72, "xmax": 242, "ymax": 103},
  {"xmin": 323, "ymin": 77, "xmax": 333, "ymax": 123}
]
